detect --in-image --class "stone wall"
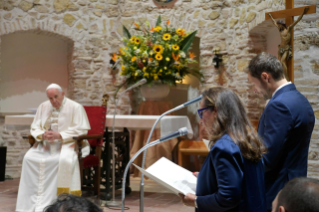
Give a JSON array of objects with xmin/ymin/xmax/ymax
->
[
  {"xmin": 6, "ymin": 0, "xmax": 319, "ymax": 179},
  {"xmin": 293, "ymin": 0, "xmax": 319, "ymax": 179}
]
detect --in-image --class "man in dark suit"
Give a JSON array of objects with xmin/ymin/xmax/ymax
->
[{"xmin": 247, "ymin": 52, "xmax": 315, "ymax": 211}]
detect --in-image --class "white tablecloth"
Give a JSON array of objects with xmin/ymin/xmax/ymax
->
[{"xmin": 5, "ymin": 114, "xmax": 193, "ymax": 138}]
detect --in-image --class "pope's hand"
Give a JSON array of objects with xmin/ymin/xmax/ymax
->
[
  {"xmin": 179, "ymin": 193, "xmax": 196, "ymax": 207},
  {"xmin": 43, "ymin": 131, "xmax": 62, "ymax": 141}
]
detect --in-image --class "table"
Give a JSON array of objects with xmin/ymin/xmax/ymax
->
[{"xmin": 5, "ymin": 114, "xmax": 193, "ymax": 135}]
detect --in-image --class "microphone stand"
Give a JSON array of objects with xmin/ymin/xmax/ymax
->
[
  {"xmin": 105, "ymin": 79, "xmax": 146, "ymax": 207},
  {"xmin": 120, "ymin": 127, "xmax": 188, "ymax": 212},
  {"xmin": 139, "ymin": 95, "xmax": 202, "ymax": 212}
]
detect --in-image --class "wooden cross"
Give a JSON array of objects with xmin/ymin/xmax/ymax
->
[{"xmin": 265, "ymin": 3, "xmax": 316, "ymax": 82}]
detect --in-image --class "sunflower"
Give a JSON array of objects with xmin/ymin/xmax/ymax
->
[
  {"xmin": 155, "ymin": 54, "xmax": 163, "ymax": 61},
  {"xmin": 130, "ymin": 36, "xmax": 136, "ymax": 43},
  {"xmin": 135, "ymin": 38, "xmax": 141, "ymax": 45},
  {"xmin": 153, "ymin": 45, "xmax": 164, "ymax": 54},
  {"xmin": 172, "ymin": 44, "xmax": 179, "ymax": 51},
  {"xmin": 163, "ymin": 33, "xmax": 171, "ymax": 41},
  {"xmin": 154, "ymin": 26, "xmax": 162, "ymax": 32},
  {"xmin": 176, "ymin": 28, "xmax": 185, "ymax": 35}
]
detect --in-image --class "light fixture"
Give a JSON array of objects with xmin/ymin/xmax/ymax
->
[{"xmin": 213, "ymin": 47, "xmax": 223, "ymax": 68}]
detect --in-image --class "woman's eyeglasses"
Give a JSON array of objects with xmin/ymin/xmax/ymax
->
[{"xmin": 197, "ymin": 106, "xmax": 213, "ymax": 119}]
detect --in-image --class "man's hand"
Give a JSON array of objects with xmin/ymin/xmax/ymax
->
[
  {"xmin": 179, "ymin": 193, "xmax": 196, "ymax": 207},
  {"xmin": 193, "ymin": 172, "xmax": 199, "ymax": 177},
  {"xmin": 43, "ymin": 131, "xmax": 62, "ymax": 141}
]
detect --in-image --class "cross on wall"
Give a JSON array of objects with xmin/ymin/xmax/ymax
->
[{"xmin": 265, "ymin": 3, "xmax": 316, "ymax": 82}]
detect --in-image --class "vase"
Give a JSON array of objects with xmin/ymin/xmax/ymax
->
[{"xmin": 140, "ymin": 83, "xmax": 170, "ymax": 101}]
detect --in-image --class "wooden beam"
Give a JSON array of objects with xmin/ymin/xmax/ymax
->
[
  {"xmin": 286, "ymin": 0, "xmax": 294, "ymax": 82},
  {"xmin": 265, "ymin": 5, "xmax": 316, "ymax": 20}
]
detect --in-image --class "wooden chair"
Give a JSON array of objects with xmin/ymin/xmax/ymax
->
[
  {"xmin": 73, "ymin": 105, "xmax": 107, "ymax": 196},
  {"xmin": 178, "ymin": 140, "xmax": 209, "ymax": 170},
  {"xmin": 25, "ymin": 106, "xmax": 106, "ymax": 196}
]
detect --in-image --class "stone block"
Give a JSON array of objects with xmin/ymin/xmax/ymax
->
[
  {"xmin": 54, "ymin": 0, "xmax": 71, "ymax": 13},
  {"xmin": 237, "ymin": 59, "xmax": 250, "ymax": 72},
  {"xmin": 246, "ymin": 12, "xmax": 256, "ymax": 23},
  {"xmin": 19, "ymin": 1, "xmax": 34, "ymax": 12},
  {"xmin": 105, "ymin": 5, "xmax": 119, "ymax": 17},
  {"xmin": 35, "ymin": 5, "xmax": 49, "ymax": 13},
  {"xmin": 63, "ymin": 14, "xmax": 77, "ymax": 26},
  {"xmin": 229, "ymin": 18, "xmax": 238, "ymax": 29},
  {"xmin": 208, "ymin": 10, "xmax": 220, "ymax": 20}
]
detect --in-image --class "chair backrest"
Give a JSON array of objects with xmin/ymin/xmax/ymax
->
[{"xmin": 84, "ymin": 105, "xmax": 107, "ymax": 146}]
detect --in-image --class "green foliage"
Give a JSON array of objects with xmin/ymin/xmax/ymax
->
[{"xmin": 114, "ymin": 16, "xmax": 201, "ymax": 86}]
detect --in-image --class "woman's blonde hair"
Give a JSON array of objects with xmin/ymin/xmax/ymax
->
[{"xmin": 202, "ymin": 87, "xmax": 266, "ymax": 162}]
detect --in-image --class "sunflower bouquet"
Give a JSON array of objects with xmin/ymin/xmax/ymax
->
[{"xmin": 112, "ymin": 16, "xmax": 201, "ymax": 86}]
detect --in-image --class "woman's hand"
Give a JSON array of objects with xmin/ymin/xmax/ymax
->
[
  {"xmin": 179, "ymin": 193, "xmax": 196, "ymax": 207},
  {"xmin": 193, "ymin": 172, "xmax": 199, "ymax": 177}
]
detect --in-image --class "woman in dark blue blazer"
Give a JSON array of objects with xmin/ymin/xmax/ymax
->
[{"xmin": 180, "ymin": 87, "xmax": 267, "ymax": 212}]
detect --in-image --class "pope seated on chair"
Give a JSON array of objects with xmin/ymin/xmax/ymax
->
[{"xmin": 16, "ymin": 83, "xmax": 91, "ymax": 212}]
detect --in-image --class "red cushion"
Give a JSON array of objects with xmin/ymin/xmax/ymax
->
[
  {"xmin": 84, "ymin": 106, "xmax": 106, "ymax": 147},
  {"xmin": 83, "ymin": 155, "xmax": 100, "ymax": 168}
]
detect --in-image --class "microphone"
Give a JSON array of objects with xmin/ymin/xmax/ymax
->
[
  {"xmin": 139, "ymin": 95, "xmax": 202, "ymax": 212},
  {"xmin": 183, "ymin": 95, "xmax": 203, "ymax": 107},
  {"xmin": 119, "ymin": 78, "xmax": 147, "ymax": 96},
  {"xmin": 121, "ymin": 127, "xmax": 188, "ymax": 212},
  {"xmin": 106, "ymin": 78, "xmax": 147, "ymax": 207},
  {"xmin": 159, "ymin": 127, "xmax": 188, "ymax": 142}
]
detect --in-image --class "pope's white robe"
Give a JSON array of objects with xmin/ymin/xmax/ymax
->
[{"xmin": 16, "ymin": 98, "xmax": 90, "ymax": 212}]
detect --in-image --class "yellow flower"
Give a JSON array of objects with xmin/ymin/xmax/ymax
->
[
  {"xmin": 153, "ymin": 45, "xmax": 164, "ymax": 54},
  {"xmin": 159, "ymin": 69, "xmax": 163, "ymax": 72},
  {"xmin": 134, "ymin": 46, "xmax": 137, "ymax": 50},
  {"xmin": 172, "ymin": 44, "xmax": 179, "ymax": 51},
  {"xmin": 163, "ymin": 33, "xmax": 171, "ymax": 41},
  {"xmin": 134, "ymin": 71, "xmax": 139, "ymax": 76},
  {"xmin": 119, "ymin": 47, "xmax": 125, "ymax": 55},
  {"xmin": 154, "ymin": 75, "xmax": 159, "ymax": 80},
  {"xmin": 176, "ymin": 28, "xmax": 185, "ymax": 35},
  {"xmin": 135, "ymin": 38, "xmax": 141, "ymax": 45},
  {"xmin": 154, "ymin": 26, "xmax": 162, "ymax": 32},
  {"xmin": 131, "ymin": 56, "xmax": 137, "ymax": 62},
  {"xmin": 144, "ymin": 72, "xmax": 149, "ymax": 78},
  {"xmin": 165, "ymin": 57, "xmax": 170, "ymax": 62},
  {"xmin": 130, "ymin": 36, "xmax": 136, "ymax": 43},
  {"xmin": 143, "ymin": 67, "xmax": 147, "ymax": 72},
  {"xmin": 155, "ymin": 54, "xmax": 163, "ymax": 61},
  {"xmin": 121, "ymin": 65, "xmax": 125, "ymax": 71},
  {"xmin": 164, "ymin": 66, "xmax": 167, "ymax": 70}
]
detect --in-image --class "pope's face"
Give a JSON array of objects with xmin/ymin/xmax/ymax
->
[{"xmin": 47, "ymin": 88, "xmax": 65, "ymax": 109}]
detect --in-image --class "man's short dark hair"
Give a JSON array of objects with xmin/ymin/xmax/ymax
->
[
  {"xmin": 44, "ymin": 193, "xmax": 103, "ymax": 212},
  {"xmin": 247, "ymin": 52, "xmax": 284, "ymax": 81},
  {"xmin": 276, "ymin": 177, "xmax": 319, "ymax": 212}
]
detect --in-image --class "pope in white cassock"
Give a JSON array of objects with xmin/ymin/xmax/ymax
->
[{"xmin": 16, "ymin": 84, "xmax": 91, "ymax": 212}]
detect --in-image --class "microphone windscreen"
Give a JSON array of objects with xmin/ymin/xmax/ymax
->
[{"xmin": 178, "ymin": 127, "xmax": 188, "ymax": 136}]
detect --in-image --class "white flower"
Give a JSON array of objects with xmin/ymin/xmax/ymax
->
[
  {"xmin": 179, "ymin": 52, "xmax": 186, "ymax": 58},
  {"xmin": 142, "ymin": 51, "xmax": 148, "ymax": 57},
  {"xmin": 135, "ymin": 49, "xmax": 141, "ymax": 54}
]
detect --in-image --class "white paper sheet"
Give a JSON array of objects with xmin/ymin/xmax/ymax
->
[
  {"xmin": 133, "ymin": 157, "xmax": 197, "ymax": 195},
  {"xmin": 203, "ymin": 139, "xmax": 210, "ymax": 150}
]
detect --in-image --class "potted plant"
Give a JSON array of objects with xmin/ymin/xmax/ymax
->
[{"xmin": 112, "ymin": 16, "xmax": 201, "ymax": 100}]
